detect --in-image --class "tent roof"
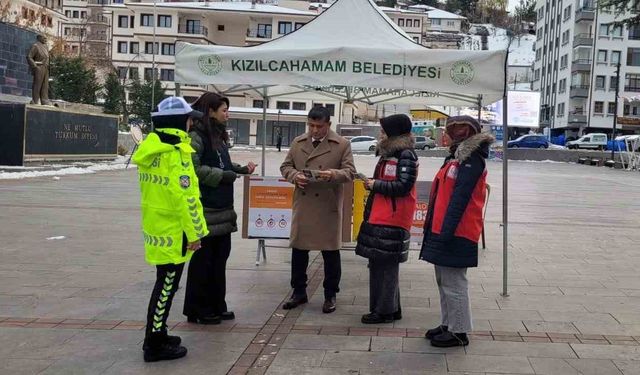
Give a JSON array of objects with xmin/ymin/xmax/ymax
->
[{"xmin": 175, "ymin": 0, "xmax": 507, "ymax": 106}]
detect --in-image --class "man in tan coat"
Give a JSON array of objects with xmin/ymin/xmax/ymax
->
[{"xmin": 280, "ymin": 106, "xmax": 355, "ymax": 313}]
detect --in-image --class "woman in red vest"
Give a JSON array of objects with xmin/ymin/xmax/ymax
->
[
  {"xmin": 420, "ymin": 116, "xmax": 494, "ymax": 347},
  {"xmin": 356, "ymin": 114, "xmax": 418, "ymax": 324}
]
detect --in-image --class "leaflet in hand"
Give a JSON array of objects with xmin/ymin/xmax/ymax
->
[{"xmin": 302, "ymin": 169, "xmax": 321, "ymax": 181}]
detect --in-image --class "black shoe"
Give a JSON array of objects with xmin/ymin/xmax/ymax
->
[
  {"xmin": 425, "ymin": 325, "xmax": 448, "ymax": 340},
  {"xmin": 143, "ymin": 343, "xmax": 188, "ymax": 362},
  {"xmin": 430, "ymin": 331, "xmax": 469, "ymax": 347},
  {"xmin": 282, "ymin": 295, "xmax": 308, "ymax": 310},
  {"xmin": 393, "ymin": 310, "xmax": 402, "ymax": 320},
  {"xmin": 142, "ymin": 335, "xmax": 181, "ymax": 351},
  {"xmin": 187, "ymin": 315, "xmax": 221, "ymax": 325},
  {"xmin": 322, "ymin": 297, "xmax": 336, "ymax": 314},
  {"xmin": 219, "ymin": 311, "xmax": 235, "ymax": 320},
  {"xmin": 361, "ymin": 312, "xmax": 394, "ymax": 324}
]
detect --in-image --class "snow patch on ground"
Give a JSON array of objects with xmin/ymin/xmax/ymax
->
[
  {"xmin": 46, "ymin": 236, "xmax": 66, "ymax": 240},
  {"xmin": 0, "ymin": 156, "xmax": 132, "ymax": 180},
  {"xmin": 466, "ymin": 25, "xmax": 536, "ymax": 66}
]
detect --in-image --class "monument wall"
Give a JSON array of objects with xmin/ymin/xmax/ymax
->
[{"xmin": 0, "ymin": 22, "xmax": 37, "ymax": 99}]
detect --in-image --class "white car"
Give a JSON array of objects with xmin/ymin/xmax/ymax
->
[{"xmin": 349, "ymin": 136, "xmax": 377, "ymax": 151}]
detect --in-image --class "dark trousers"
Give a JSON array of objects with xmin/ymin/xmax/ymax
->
[
  {"xmin": 291, "ymin": 248, "xmax": 341, "ymax": 299},
  {"xmin": 145, "ymin": 263, "xmax": 184, "ymax": 346},
  {"xmin": 369, "ymin": 260, "xmax": 401, "ymax": 315},
  {"xmin": 183, "ymin": 234, "xmax": 232, "ymax": 318}
]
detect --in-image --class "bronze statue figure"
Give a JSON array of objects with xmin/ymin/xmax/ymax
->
[{"xmin": 27, "ymin": 34, "xmax": 50, "ymax": 105}]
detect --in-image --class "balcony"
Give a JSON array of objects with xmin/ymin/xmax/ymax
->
[
  {"xmin": 87, "ymin": 0, "xmax": 112, "ymax": 6},
  {"xmin": 575, "ymin": 6, "xmax": 595, "ymax": 22},
  {"xmin": 86, "ymin": 33, "xmax": 108, "ymax": 42},
  {"xmin": 568, "ymin": 111, "xmax": 587, "ymax": 123},
  {"xmin": 571, "ymin": 58, "xmax": 592, "ymax": 72},
  {"xmin": 246, "ymin": 28, "xmax": 272, "ymax": 40},
  {"xmin": 87, "ymin": 15, "xmax": 109, "ymax": 25},
  {"xmin": 178, "ymin": 23, "xmax": 208, "ymax": 37},
  {"xmin": 573, "ymin": 33, "xmax": 593, "ymax": 47},
  {"xmin": 625, "ymin": 86, "xmax": 640, "ymax": 92},
  {"xmin": 570, "ymin": 85, "xmax": 589, "ymax": 98}
]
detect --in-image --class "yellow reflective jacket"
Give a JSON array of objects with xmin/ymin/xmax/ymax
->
[{"xmin": 132, "ymin": 129, "xmax": 209, "ymax": 265}]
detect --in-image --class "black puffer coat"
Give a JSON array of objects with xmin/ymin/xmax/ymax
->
[{"xmin": 355, "ymin": 134, "xmax": 418, "ymax": 263}]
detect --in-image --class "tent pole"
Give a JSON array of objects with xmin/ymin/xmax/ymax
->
[
  {"xmin": 261, "ymin": 88, "xmax": 268, "ymax": 177},
  {"xmin": 501, "ymin": 92, "xmax": 509, "ymax": 297}
]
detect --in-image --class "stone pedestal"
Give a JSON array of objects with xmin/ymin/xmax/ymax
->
[{"xmin": 0, "ymin": 103, "xmax": 118, "ymax": 166}]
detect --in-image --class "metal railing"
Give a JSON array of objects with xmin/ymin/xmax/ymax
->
[
  {"xmin": 178, "ymin": 23, "xmax": 208, "ymax": 37},
  {"xmin": 570, "ymin": 84, "xmax": 590, "ymax": 89},
  {"xmin": 625, "ymin": 86, "xmax": 640, "ymax": 92},
  {"xmin": 572, "ymin": 58, "xmax": 592, "ymax": 65}
]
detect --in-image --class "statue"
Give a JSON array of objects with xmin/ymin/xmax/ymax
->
[{"xmin": 26, "ymin": 34, "xmax": 50, "ymax": 105}]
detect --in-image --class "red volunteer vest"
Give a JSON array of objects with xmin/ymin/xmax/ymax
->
[
  {"xmin": 368, "ymin": 157, "xmax": 417, "ymax": 231},
  {"xmin": 429, "ymin": 160, "xmax": 486, "ymax": 242}
]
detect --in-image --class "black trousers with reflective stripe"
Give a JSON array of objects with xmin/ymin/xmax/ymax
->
[{"xmin": 144, "ymin": 263, "xmax": 184, "ymax": 346}]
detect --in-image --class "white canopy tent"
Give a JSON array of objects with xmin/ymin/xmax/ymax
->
[{"xmin": 175, "ymin": 0, "xmax": 511, "ymax": 294}]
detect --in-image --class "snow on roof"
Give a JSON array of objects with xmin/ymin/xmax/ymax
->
[
  {"xmin": 377, "ymin": 6, "xmax": 427, "ymax": 15},
  {"xmin": 229, "ymin": 107, "xmax": 308, "ymax": 116},
  {"xmin": 127, "ymin": 2, "xmax": 315, "ymax": 16},
  {"xmin": 425, "ymin": 8, "xmax": 466, "ymax": 20}
]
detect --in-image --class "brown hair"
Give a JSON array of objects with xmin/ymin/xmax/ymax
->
[{"xmin": 191, "ymin": 92, "xmax": 230, "ymax": 149}]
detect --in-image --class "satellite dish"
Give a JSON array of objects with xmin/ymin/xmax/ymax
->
[{"xmin": 130, "ymin": 125, "xmax": 144, "ymax": 145}]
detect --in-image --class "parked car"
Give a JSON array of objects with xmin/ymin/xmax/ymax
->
[
  {"xmin": 350, "ymin": 136, "xmax": 377, "ymax": 151},
  {"xmin": 414, "ymin": 136, "xmax": 436, "ymax": 150},
  {"xmin": 507, "ymin": 134, "xmax": 549, "ymax": 149},
  {"xmin": 566, "ymin": 133, "xmax": 608, "ymax": 150}
]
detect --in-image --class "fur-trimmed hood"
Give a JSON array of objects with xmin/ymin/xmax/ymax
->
[
  {"xmin": 453, "ymin": 133, "xmax": 495, "ymax": 162},
  {"xmin": 376, "ymin": 133, "xmax": 415, "ymax": 157}
]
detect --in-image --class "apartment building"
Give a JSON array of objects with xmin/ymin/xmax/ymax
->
[
  {"xmin": 377, "ymin": 7, "xmax": 427, "ymax": 44},
  {"xmin": 1, "ymin": 0, "xmax": 67, "ymax": 37},
  {"xmin": 533, "ymin": 0, "xmax": 640, "ymax": 137}
]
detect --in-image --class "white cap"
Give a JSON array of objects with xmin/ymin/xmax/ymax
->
[{"xmin": 151, "ymin": 96, "xmax": 203, "ymax": 118}]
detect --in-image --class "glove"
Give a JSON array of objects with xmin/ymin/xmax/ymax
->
[{"xmin": 220, "ymin": 170, "xmax": 237, "ymax": 184}]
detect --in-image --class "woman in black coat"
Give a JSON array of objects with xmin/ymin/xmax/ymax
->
[{"xmin": 355, "ymin": 114, "xmax": 418, "ymax": 324}]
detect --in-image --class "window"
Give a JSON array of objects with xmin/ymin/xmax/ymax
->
[
  {"xmin": 81, "ymin": 11, "xmax": 86, "ymax": 19},
  {"xmin": 413, "ymin": 36, "xmax": 419, "ymax": 43},
  {"xmin": 560, "ymin": 54, "xmax": 568, "ymax": 69},
  {"xmin": 161, "ymin": 43, "xmax": 175, "ymax": 56},
  {"xmin": 398, "ymin": 19, "xmax": 405, "ymax": 27},
  {"xmin": 118, "ymin": 15, "xmax": 128, "ymax": 28},
  {"xmin": 117, "ymin": 67, "xmax": 127, "ymax": 79},
  {"xmin": 158, "ymin": 15, "xmax": 171, "ymax": 28},
  {"xmin": 144, "ymin": 68, "xmax": 157, "ymax": 80},
  {"xmin": 599, "ymin": 24, "xmax": 609, "ymax": 36},
  {"xmin": 608, "ymin": 102, "xmax": 617, "ymax": 114},
  {"xmin": 278, "ymin": 22, "xmax": 292, "ymax": 35},
  {"xmin": 594, "ymin": 101, "xmax": 604, "ymax": 113},
  {"xmin": 141, "ymin": 14, "xmax": 153, "ymax": 27},
  {"xmin": 447, "ymin": 20, "xmax": 455, "ymax": 27},
  {"xmin": 432, "ymin": 19, "xmax": 441, "ymax": 26},
  {"xmin": 117, "ymin": 41, "xmax": 127, "ymax": 54},
  {"xmin": 559, "ymin": 78, "xmax": 567, "ymax": 92},
  {"xmin": 538, "ymin": 7, "xmax": 544, "ymax": 20},
  {"xmin": 73, "ymin": 10, "xmax": 79, "ymax": 18},
  {"xmin": 64, "ymin": 27, "xmax": 69, "ymax": 36},
  {"xmin": 630, "ymin": 25, "xmax": 640, "ymax": 40},
  {"xmin": 217, "ymin": 25, "xmax": 225, "ymax": 31},
  {"xmin": 628, "ymin": 48, "xmax": 640, "ymax": 66},
  {"xmin": 130, "ymin": 16, "xmax": 135, "ymax": 28},
  {"xmin": 557, "ymin": 103, "xmax": 565, "ymax": 117},
  {"xmin": 65, "ymin": 10, "xmax": 70, "ymax": 17},
  {"xmin": 276, "ymin": 101, "xmax": 290, "ymax": 110},
  {"xmin": 612, "ymin": 25, "xmax": 623, "ymax": 37},
  {"xmin": 624, "ymin": 104, "xmax": 630, "ymax": 115},
  {"xmin": 295, "ymin": 22, "xmax": 305, "ymax": 30},
  {"xmin": 611, "ymin": 50, "xmax": 621, "ymax": 64},
  {"xmin": 563, "ymin": 5, "xmax": 572, "ymax": 20},
  {"xmin": 129, "ymin": 68, "xmax": 139, "ymax": 80},
  {"xmin": 535, "ymin": 69, "xmax": 540, "ymax": 80},
  {"xmin": 562, "ymin": 30, "xmax": 570, "ymax": 45},
  {"xmin": 186, "ymin": 20, "xmax": 201, "ymax": 34},
  {"xmin": 537, "ymin": 27, "xmax": 543, "ymax": 40},
  {"xmin": 256, "ymin": 24, "xmax": 272, "ymax": 38},
  {"xmin": 292, "ymin": 102, "xmax": 306, "ymax": 111},
  {"xmin": 595, "ymin": 75, "xmax": 605, "ymax": 89},
  {"xmin": 160, "ymin": 69, "xmax": 174, "ymax": 81},
  {"xmin": 145, "ymin": 42, "xmax": 159, "ymax": 55},
  {"xmin": 626, "ymin": 73, "xmax": 640, "ymax": 92},
  {"xmin": 325, "ymin": 104, "xmax": 335, "ymax": 116},
  {"xmin": 130, "ymin": 42, "xmax": 139, "ymax": 54},
  {"xmin": 536, "ymin": 49, "xmax": 541, "ymax": 61},
  {"xmin": 597, "ymin": 50, "xmax": 607, "ymax": 63},
  {"xmin": 252, "ymin": 100, "xmax": 264, "ymax": 108},
  {"xmin": 610, "ymin": 76, "xmax": 618, "ymax": 90}
]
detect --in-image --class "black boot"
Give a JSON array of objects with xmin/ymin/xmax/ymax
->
[
  {"xmin": 187, "ymin": 315, "xmax": 221, "ymax": 325},
  {"xmin": 430, "ymin": 331, "xmax": 469, "ymax": 347},
  {"xmin": 425, "ymin": 325, "xmax": 448, "ymax": 340},
  {"xmin": 393, "ymin": 306, "xmax": 402, "ymax": 320},
  {"xmin": 143, "ymin": 334, "xmax": 188, "ymax": 362},
  {"xmin": 142, "ymin": 334, "xmax": 181, "ymax": 351},
  {"xmin": 361, "ymin": 312, "xmax": 394, "ymax": 324}
]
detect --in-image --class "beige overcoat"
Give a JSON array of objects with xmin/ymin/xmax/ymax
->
[{"xmin": 280, "ymin": 129, "xmax": 355, "ymax": 251}]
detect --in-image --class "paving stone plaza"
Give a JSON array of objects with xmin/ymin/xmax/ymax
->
[{"xmin": 1, "ymin": 150, "xmax": 640, "ymax": 374}]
